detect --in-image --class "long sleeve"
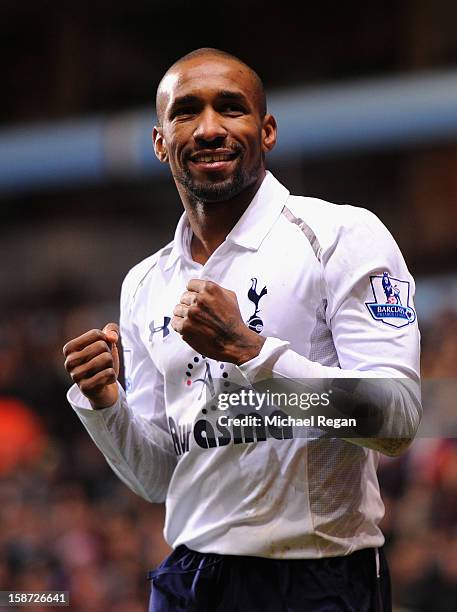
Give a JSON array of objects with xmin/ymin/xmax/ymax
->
[
  {"xmin": 236, "ymin": 207, "xmax": 421, "ymax": 456},
  {"xmin": 67, "ymin": 264, "xmax": 178, "ymax": 502}
]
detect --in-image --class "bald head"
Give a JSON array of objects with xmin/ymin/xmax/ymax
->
[{"xmin": 155, "ymin": 48, "xmax": 267, "ymax": 125}]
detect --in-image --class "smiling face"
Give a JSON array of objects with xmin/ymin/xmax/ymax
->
[{"xmin": 153, "ymin": 55, "xmax": 276, "ymax": 203}]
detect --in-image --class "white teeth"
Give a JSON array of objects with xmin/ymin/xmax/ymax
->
[{"xmin": 195, "ymin": 154, "xmax": 233, "ymax": 162}]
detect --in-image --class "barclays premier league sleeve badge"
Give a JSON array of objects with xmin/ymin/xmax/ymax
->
[{"xmin": 365, "ymin": 272, "xmax": 416, "ymax": 328}]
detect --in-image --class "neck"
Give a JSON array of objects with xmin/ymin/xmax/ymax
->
[{"xmin": 178, "ymin": 171, "xmax": 266, "ymax": 265}]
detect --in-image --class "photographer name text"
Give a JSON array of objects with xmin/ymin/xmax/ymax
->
[{"xmin": 217, "ymin": 414, "xmax": 357, "ymax": 429}]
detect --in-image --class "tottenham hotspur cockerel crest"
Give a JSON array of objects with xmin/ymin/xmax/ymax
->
[{"xmin": 246, "ymin": 278, "xmax": 267, "ymax": 333}]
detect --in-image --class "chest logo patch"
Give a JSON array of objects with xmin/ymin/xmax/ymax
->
[
  {"xmin": 247, "ymin": 278, "xmax": 267, "ymax": 333},
  {"xmin": 149, "ymin": 316, "xmax": 171, "ymax": 341},
  {"xmin": 365, "ymin": 272, "xmax": 416, "ymax": 328}
]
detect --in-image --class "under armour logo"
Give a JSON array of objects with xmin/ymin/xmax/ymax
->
[{"xmin": 149, "ymin": 316, "xmax": 171, "ymax": 341}]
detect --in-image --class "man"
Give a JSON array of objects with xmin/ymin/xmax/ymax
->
[{"xmin": 64, "ymin": 48, "xmax": 421, "ymax": 611}]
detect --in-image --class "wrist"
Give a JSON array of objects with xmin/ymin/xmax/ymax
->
[
  {"xmin": 230, "ymin": 332, "xmax": 266, "ymax": 366},
  {"xmin": 88, "ymin": 384, "xmax": 119, "ymax": 410}
]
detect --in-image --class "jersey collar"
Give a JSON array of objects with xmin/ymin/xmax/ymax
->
[
  {"xmin": 164, "ymin": 171, "xmax": 289, "ymax": 270},
  {"xmin": 225, "ymin": 171, "xmax": 289, "ymax": 250}
]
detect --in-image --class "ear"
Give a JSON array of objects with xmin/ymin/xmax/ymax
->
[
  {"xmin": 261, "ymin": 114, "xmax": 277, "ymax": 154},
  {"xmin": 152, "ymin": 126, "xmax": 168, "ymax": 163}
]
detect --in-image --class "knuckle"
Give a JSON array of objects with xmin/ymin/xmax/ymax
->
[
  {"xmin": 71, "ymin": 366, "xmax": 85, "ymax": 383},
  {"xmin": 95, "ymin": 339, "xmax": 109, "ymax": 353},
  {"xmin": 79, "ymin": 379, "xmax": 94, "ymax": 395},
  {"xmin": 65, "ymin": 357, "xmax": 78, "ymax": 373},
  {"xmin": 96, "ymin": 369, "xmax": 115, "ymax": 387},
  {"xmin": 100, "ymin": 352, "xmax": 113, "ymax": 367},
  {"xmin": 171, "ymin": 316, "xmax": 181, "ymax": 332},
  {"xmin": 187, "ymin": 304, "xmax": 198, "ymax": 318},
  {"xmin": 106, "ymin": 367, "xmax": 116, "ymax": 380},
  {"xmin": 90, "ymin": 356, "xmax": 107, "ymax": 373},
  {"xmin": 90, "ymin": 329, "xmax": 104, "ymax": 340},
  {"xmin": 62, "ymin": 337, "xmax": 78, "ymax": 357}
]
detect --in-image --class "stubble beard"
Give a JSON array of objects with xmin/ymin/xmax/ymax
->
[{"xmin": 174, "ymin": 155, "xmax": 262, "ymax": 203}]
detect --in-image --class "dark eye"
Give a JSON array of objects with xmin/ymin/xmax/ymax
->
[
  {"xmin": 172, "ymin": 107, "xmax": 196, "ymax": 120},
  {"xmin": 221, "ymin": 103, "xmax": 245, "ymax": 116}
]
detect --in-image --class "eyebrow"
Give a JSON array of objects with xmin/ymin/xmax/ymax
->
[
  {"xmin": 169, "ymin": 94, "xmax": 200, "ymax": 111},
  {"xmin": 168, "ymin": 90, "xmax": 250, "ymax": 117},
  {"xmin": 217, "ymin": 90, "xmax": 250, "ymax": 106}
]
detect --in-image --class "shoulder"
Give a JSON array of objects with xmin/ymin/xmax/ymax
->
[
  {"xmin": 283, "ymin": 195, "xmax": 396, "ymax": 260},
  {"xmin": 121, "ymin": 240, "xmax": 174, "ymax": 306}
]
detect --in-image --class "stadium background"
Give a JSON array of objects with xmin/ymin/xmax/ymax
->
[{"xmin": 1, "ymin": 1, "xmax": 456, "ymax": 610}]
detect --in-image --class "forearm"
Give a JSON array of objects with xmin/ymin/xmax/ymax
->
[
  {"xmin": 68, "ymin": 383, "xmax": 177, "ymax": 502},
  {"xmin": 236, "ymin": 337, "xmax": 422, "ymax": 456}
]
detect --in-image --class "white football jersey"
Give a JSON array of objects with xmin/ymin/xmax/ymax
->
[{"xmin": 68, "ymin": 172, "xmax": 421, "ymax": 558}]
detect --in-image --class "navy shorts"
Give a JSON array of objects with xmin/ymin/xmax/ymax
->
[{"xmin": 148, "ymin": 545, "xmax": 391, "ymax": 611}]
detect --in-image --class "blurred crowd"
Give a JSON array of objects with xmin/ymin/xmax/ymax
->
[{"xmin": 0, "ymin": 303, "xmax": 456, "ymax": 611}]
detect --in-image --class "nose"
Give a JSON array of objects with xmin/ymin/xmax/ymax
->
[{"xmin": 193, "ymin": 107, "xmax": 227, "ymax": 145}]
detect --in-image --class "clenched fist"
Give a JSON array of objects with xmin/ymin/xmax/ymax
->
[
  {"xmin": 172, "ymin": 279, "xmax": 265, "ymax": 364},
  {"xmin": 63, "ymin": 323, "xmax": 120, "ymax": 409}
]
